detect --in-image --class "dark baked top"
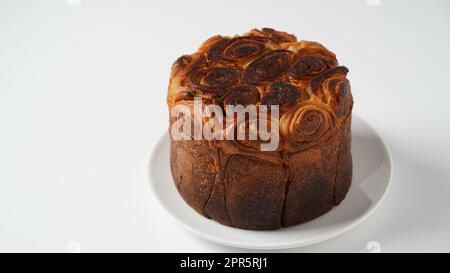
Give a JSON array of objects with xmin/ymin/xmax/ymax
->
[{"xmin": 167, "ymin": 28, "xmax": 353, "ymax": 154}]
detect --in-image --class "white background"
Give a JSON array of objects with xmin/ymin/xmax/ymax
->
[{"xmin": 0, "ymin": 0, "xmax": 449, "ymax": 252}]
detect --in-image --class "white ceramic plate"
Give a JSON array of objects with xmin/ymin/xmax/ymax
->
[{"xmin": 149, "ymin": 114, "xmax": 392, "ymax": 250}]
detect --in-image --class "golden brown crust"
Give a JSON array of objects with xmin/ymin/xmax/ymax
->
[{"xmin": 167, "ymin": 28, "xmax": 353, "ymax": 230}]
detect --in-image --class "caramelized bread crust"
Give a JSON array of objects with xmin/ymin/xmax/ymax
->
[{"xmin": 167, "ymin": 28, "xmax": 353, "ymax": 230}]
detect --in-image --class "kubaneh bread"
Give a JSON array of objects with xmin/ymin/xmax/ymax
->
[{"xmin": 167, "ymin": 28, "xmax": 353, "ymax": 230}]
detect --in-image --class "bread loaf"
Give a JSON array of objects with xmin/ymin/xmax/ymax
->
[{"xmin": 167, "ymin": 28, "xmax": 353, "ymax": 230}]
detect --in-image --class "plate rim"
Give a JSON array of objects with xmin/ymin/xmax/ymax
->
[{"xmin": 149, "ymin": 114, "xmax": 393, "ymax": 250}]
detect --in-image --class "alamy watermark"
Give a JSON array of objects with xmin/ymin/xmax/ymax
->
[
  {"xmin": 66, "ymin": 0, "xmax": 81, "ymax": 6},
  {"xmin": 66, "ymin": 241, "xmax": 81, "ymax": 253},
  {"xmin": 170, "ymin": 97, "xmax": 280, "ymax": 151},
  {"xmin": 366, "ymin": 241, "xmax": 382, "ymax": 253},
  {"xmin": 366, "ymin": 0, "xmax": 381, "ymax": 6}
]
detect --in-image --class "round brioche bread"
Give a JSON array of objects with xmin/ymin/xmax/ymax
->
[{"xmin": 167, "ymin": 28, "xmax": 353, "ymax": 230}]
